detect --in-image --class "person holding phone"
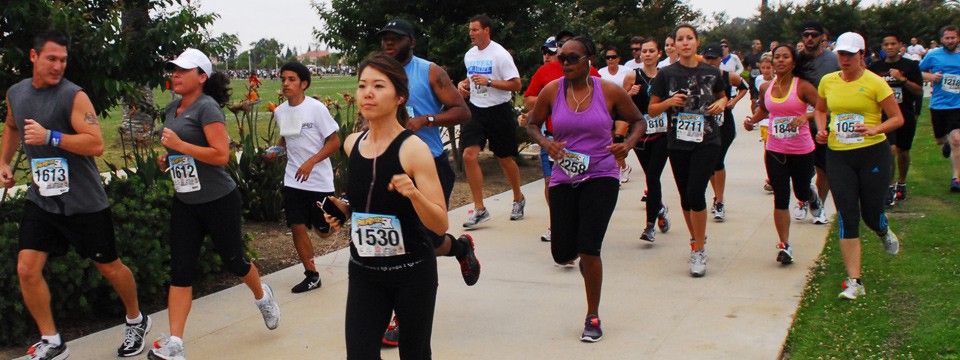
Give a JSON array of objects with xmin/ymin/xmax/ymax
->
[{"xmin": 325, "ymin": 55, "xmax": 448, "ymax": 359}]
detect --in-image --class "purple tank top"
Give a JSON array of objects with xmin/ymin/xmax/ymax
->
[
  {"xmin": 764, "ymin": 77, "xmax": 815, "ymax": 154},
  {"xmin": 549, "ymin": 76, "xmax": 619, "ymax": 186}
]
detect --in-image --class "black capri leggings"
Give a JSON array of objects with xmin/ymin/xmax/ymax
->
[
  {"xmin": 549, "ymin": 177, "xmax": 619, "ymax": 263},
  {"xmin": 765, "ymin": 150, "xmax": 817, "ymax": 210},
  {"xmin": 170, "ymin": 188, "xmax": 252, "ymax": 287},
  {"xmin": 669, "ymin": 145, "xmax": 721, "ymax": 212},
  {"xmin": 634, "ymin": 135, "xmax": 669, "ymax": 224},
  {"xmin": 825, "ymin": 142, "xmax": 891, "ymax": 239},
  {"xmin": 345, "ymin": 260, "xmax": 438, "ymax": 360},
  {"xmin": 714, "ymin": 117, "xmax": 737, "ymax": 171}
]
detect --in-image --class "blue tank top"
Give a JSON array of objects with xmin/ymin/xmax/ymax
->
[
  {"xmin": 549, "ymin": 77, "xmax": 619, "ymax": 186},
  {"xmin": 404, "ymin": 56, "xmax": 445, "ymax": 157}
]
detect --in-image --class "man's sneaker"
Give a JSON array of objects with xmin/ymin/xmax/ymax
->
[
  {"xmin": 291, "ymin": 271, "xmax": 321, "ymax": 293},
  {"xmin": 462, "ymin": 208, "xmax": 491, "ymax": 228},
  {"xmin": 382, "ymin": 316, "xmax": 399, "ymax": 347},
  {"xmin": 510, "ymin": 197, "xmax": 525, "ymax": 220},
  {"xmin": 457, "ymin": 234, "xmax": 481, "ymax": 286},
  {"xmin": 657, "ymin": 205, "xmax": 671, "ymax": 233},
  {"xmin": 943, "ymin": 143, "xmax": 951, "ymax": 158},
  {"xmin": 641, "ymin": 189, "xmax": 648, "ymax": 202},
  {"xmin": 147, "ymin": 335, "xmax": 184, "ymax": 360},
  {"xmin": 118, "ymin": 315, "xmax": 152, "ymax": 357},
  {"xmin": 793, "ymin": 201, "xmax": 808, "ymax": 220},
  {"xmin": 885, "ymin": 185, "xmax": 897, "ymax": 206},
  {"xmin": 540, "ymin": 230, "xmax": 551, "ymax": 242},
  {"xmin": 952, "ymin": 178, "xmax": 960, "ymax": 193},
  {"xmin": 690, "ymin": 249, "xmax": 707, "ymax": 277},
  {"xmin": 256, "ymin": 284, "xmax": 281, "ymax": 330},
  {"xmin": 640, "ymin": 223, "xmax": 656, "ymax": 242},
  {"xmin": 838, "ymin": 278, "xmax": 866, "ymax": 300},
  {"xmin": 25, "ymin": 340, "xmax": 69, "ymax": 360},
  {"xmin": 579, "ymin": 315, "xmax": 603, "ymax": 342},
  {"xmin": 763, "ymin": 179, "xmax": 774, "ymax": 192},
  {"xmin": 619, "ymin": 165, "xmax": 632, "ymax": 184},
  {"xmin": 776, "ymin": 243, "xmax": 794, "ymax": 265},
  {"xmin": 880, "ymin": 228, "xmax": 900, "ymax": 255},
  {"xmin": 713, "ymin": 202, "xmax": 725, "ymax": 221},
  {"xmin": 895, "ymin": 183, "xmax": 907, "ymax": 201},
  {"xmin": 812, "ymin": 207, "xmax": 829, "ymax": 224}
]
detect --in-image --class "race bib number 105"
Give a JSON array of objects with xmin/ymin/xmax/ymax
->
[
  {"xmin": 834, "ymin": 113, "xmax": 865, "ymax": 144},
  {"xmin": 31, "ymin": 157, "xmax": 69, "ymax": 196}
]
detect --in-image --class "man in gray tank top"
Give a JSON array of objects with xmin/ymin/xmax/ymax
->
[{"xmin": 0, "ymin": 31, "xmax": 151, "ymax": 359}]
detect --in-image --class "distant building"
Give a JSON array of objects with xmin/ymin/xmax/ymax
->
[{"xmin": 298, "ymin": 50, "xmax": 331, "ymax": 63}]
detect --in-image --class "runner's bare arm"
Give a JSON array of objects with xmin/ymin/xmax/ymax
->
[
  {"xmin": 161, "ymin": 122, "xmax": 230, "ymax": 166},
  {"xmin": 52, "ymin": 91, "xmax": 104, "ymax": 156},
  {"xmin": 427, "ymin": 64, "xmax": 471, "ymax": 127},
  {"xmin": 0, "ymin": 96, "xmax": 21, "ymax": 187},
  {"xmin": 397, "ymin": 136, "xmax": 448, "ymax": 236}
]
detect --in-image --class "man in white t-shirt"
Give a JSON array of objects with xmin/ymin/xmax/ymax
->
[
  {"xmin": 624, "ymin": 36, "xmax": 644, "ymax": 70},
  {"xmin": 265, "ymin": 61, "xmax": 340, "ymax": 293},
  {"xmin": 907, "ymin": 37, "xmax": 926, "ymax": 58},
  {"xmin": 457, "ymin": 14, "xmax": 525, "ymax": 228}
]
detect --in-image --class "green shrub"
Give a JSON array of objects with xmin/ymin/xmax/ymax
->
[{"xmin": 226, "ymin": 100, "xmax": 285, "ymax": 221}]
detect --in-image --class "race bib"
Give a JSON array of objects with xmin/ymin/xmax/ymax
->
[
  {"xmin": 770, "ymin": 116, "xmax": 800, "ymax": 139},
  {"xmin": 169, "ymin": 155, "xmax": 201, "ymax": 193},
  {"xmin": 676, "ymin": 113, "xmax": 705, "ymax": 143},
  {"xmin": 351, "ymin": 212, "xmax": 405, "ymax": 257},
  {"xmin": 645, "ymin": 113, "xmax": 667, "ymax": 134},
  {"xmin": 943, "ymin": 74, "xmax": 960, "ymax": 94},
  {"xmin": 892, "ymin": 87, "xmax": 903, "ymax": 103},
  {"xmin": 31, "ymin": 157, "xmax": 68, "ymax": 196},
  {"xmin": 834, "ymin": 113, "xmax": 865, "ymax": 144},
  {"xmin": 557, "ymin": 149, "xmax": 590, "ymax": 178}
]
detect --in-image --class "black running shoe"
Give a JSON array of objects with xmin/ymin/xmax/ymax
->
[
  {"xmin": 885, "ymin": 185, "xmax": 897, "ymax": 206},
  {"xmin": 382, "ymin": 316, "xmax": 399, "ymax": 347},
  {"xmin": 291, "ymin": 271, "xmax": 322, "ymax": 293},
  {"xmin": 118, "ymin": 315, "xmax": 152, "ymax": 357},
  {"xmin": 457, "ymin": 234, "xmax": 481, "ymax": 286}
]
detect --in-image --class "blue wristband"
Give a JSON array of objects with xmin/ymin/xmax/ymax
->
[{"xmin": 49, "ymin": 131, "xmax": 62, "ymax": 147}]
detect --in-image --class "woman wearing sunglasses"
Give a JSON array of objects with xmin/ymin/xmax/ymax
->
[
  {"xmin": 526, "ymin": 36, "xmax": 644, "ymax": 343},
  {"xmin": 648, "ymin": 24, "xmax": 728, "ymax": 278}
]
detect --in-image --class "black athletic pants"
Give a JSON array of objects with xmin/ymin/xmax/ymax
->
[
  {"xmin": 669, "ymin": 145, "xmax": 721, "ymax": 212},
  {"xmin": 826, "ymin": 142, "xmax": 891, "ymax": 239},
  {"xmin": 634, "ymin": 135, "xmax": 669, "ymax": 224}
]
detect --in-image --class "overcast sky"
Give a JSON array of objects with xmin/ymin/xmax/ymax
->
[{"xmin": 196, "ymin": 0, "xmax": 892, "ymax": 54}]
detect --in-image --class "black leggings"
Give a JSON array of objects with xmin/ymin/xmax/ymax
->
[
  {"xmin": 169, "ymin": 188, "xmax": 251, "ymax": 287},
  {"xmin": 826, "ymin": 142, "xmax": 891, "ymax": 239},
  {"xmin": 634, "ymin": 135, "xmax": 669, "ymax": 224},
  {"xmin": 345, "ymin": 260, "xmax": 438, "ymax": 360},
  {"xmin": 669, "ymin": 145, "xmax": 721, "ymax": 212},
  {"xmin": 549, "ymin": 177, "xmax": 619, "ymax": 262},
  {"xmin": 765, "ymin": 150, "xmax": 816, "ymax": 210},
  {"xmin": 714, "ymin": 119, "xmax": 737, "ymax": 171}
]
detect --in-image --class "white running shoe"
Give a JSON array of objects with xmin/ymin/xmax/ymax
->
[
  {"xmin": 838, "ymin": 278, "xmax": 866, "ymax": 300},
  {"xmin": 690, "ymin": 249, "xmax": 707, "ymax": 277},
  {"xmin": 463, "ymin": 208, "xmax": 491, "ymax": 228},
  {"xmin": 510, "ymin": 198, "xmax": 525, "ymax": 221},
  {"xmin": 793, "ymin": 201, "xmax": 808, "ymax": 220},
  {"xmin": 619, "ymin": 165, "xmax": 632, "ymax": 184},
  {"xmin": 257, "ymin": 284, "xmax": 281, "ymax": 330},
  {"xmin": 812, "ymin": 208, "xmax": 829, "ymax": 224},
  {"xmin": 147, "ymin": 335, "xmax": 184, "ymax": 360},
  {"xmin": 881, "ymin": 228, "xmax": 900, "ymax": 255},
  {"xmin": 540, "ymin": 230, "xmax": 551, "ymax": 242}
]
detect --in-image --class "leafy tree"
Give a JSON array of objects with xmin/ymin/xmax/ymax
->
[
  {"xmin": 248, "ymin": 38, "xmax": 285, "ymax": 69},
  {"xmin": 210, "ymin": 32, "xmax": 241, "ymax": 71},
  {"xmin": 0, "ymin": 0, "xmax": 220, "ymax": 119}
]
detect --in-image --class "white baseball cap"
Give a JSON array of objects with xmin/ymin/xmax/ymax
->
[
  {"xmin": 833, "ymin": 32, "xmax": 865, "ymax": 54},
  {"xmin": 166, "ymin": 48, "xmax": 213, "ymax": 75}
]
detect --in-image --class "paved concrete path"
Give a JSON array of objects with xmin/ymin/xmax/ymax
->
[{"xmin": 64, "ymin": 103, "xmax": 832, "ymax": 359}]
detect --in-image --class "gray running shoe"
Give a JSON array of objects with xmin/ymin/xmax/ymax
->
[
  {"xmin": 657, "ymin": 205, "xmax": 671, "ymax": 233},
  {"xmin": 881, "ymin": 228, "xmax": 900, "ymax": 255},
  {"xmin": 510, "ymin": 197, "xmax": 526, "ymax": 220},
  {"xmin": 147, "ymin": 335, "xmax": 184, "ymax": 360},
  {"xmin": 381, "ymin": 315, "xmax": 399, "ymax": 347},
  {"xmin": 579, "ymin": 315, "xmax": 603, "ymax": 342},
  {"xmin": 257, "ymin": 284, "xmax": 281, "ymax": 330},
  {"xmin": 838, "ymin": 278, "xmax": 866, "ymax": 300},
  {"xmin": 776, "ymin": 243, "xmax": 794, "ymax": 265},
  {"xmin": 690, "ymin": 249, "xmax": 707, "ymax": 277},
  {"xmin": 640, "ymin": 223, "xmax": 656, "ymax": 242},
  {"xmin": 463, "ymin": 208, "xmax": 491, "ymax": 228},
  {"xmin": 118, "ymin": 315, "xmax": 152, "ymax": 357},
  {"xmin": 26, "ymin": 340, "xmax": 69, "ymax": 360}
]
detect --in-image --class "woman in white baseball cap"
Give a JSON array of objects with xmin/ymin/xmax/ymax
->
[
  {"xmin": 813, "ymin": 32, "xmax": 904, "ymax": 300},
  {"xmin": 148, "ymin": 48, "xmax": 282, "ymax": 360}
]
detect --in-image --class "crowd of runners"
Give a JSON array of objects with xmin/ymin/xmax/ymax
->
[{"xmin": 2, "ymin": 14, "xmax": 959, "ymax": 360}]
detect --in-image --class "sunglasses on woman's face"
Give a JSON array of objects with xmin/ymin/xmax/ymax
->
[
  {"xmin": 557, "ymin": 53, "xmax": 586, "ymax": 65},
  {"xmin": 605, "ymin": 55, "xmax": 619, "ymax": 60}
]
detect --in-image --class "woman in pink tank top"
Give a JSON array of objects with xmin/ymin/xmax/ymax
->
[
  {"xmin": 525, "ymin": 36, "xmax": 645, "ymax": 343},
  {"xmin": 744, "ymin": 45, "xmax": 822, "ymax": 265}
]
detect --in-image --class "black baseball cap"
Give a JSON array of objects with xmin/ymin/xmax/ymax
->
[
  {"xmin": 801, "ymin": 21, "xmax": 825, "ymax": 34},
  {"xmin": 377, "ymin": 19, "xmax": 416, "ymax": 39},
  {"xmin": 702, "ymin": 43, "xmax": 723, "ymax": 59},
  {"xmin": 555, "ymin": 30, "xmax": 575, "ymax": 42}
]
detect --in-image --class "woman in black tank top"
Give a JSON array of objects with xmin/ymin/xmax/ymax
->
[{"xmin": 325, "ymin": 55, "xmax": 448, "ymax": 360}]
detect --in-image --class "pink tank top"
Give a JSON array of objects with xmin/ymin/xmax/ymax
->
[{"xmin": 764, "ymin": 77, "xmax": 814, "ymax": 154}]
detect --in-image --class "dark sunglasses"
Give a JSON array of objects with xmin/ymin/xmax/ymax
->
[
  {"xmin": 542, "ymin": 49, "xmax": 557, "ymax": 56},
  {"xmin": 631, "ymin": 47, "xmax": 642, "ymax": 51},
  {"xmin": 721, "ymin": 44, "xmax": 728, "ymax": 48},
  {"xmin": 557, "ymin": 53, "xmax": 586, "ymax": 65},
  {"xmin": 802, "ymin": 32, "xmax": 822, "ymax": 38},
  {"xmin": 605, "ymin": 55, "xmax": 619, "ymax": 60}
]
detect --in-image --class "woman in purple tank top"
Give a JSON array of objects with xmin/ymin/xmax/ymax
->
[
  {"xmin": 526, "ymin": 36, "xmax": 645, "ymax": 343},
  {"xmin": 744, "ymin": 45, "xmax": 822, "ymax": 266}
]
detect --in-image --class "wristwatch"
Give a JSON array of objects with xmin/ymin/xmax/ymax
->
[
  {"xmin": 486, "ymin": 78, "xmax": 493, "ymax": 87},
  {"xmin": 426, "ymin": 115, "xmax": 436, "ymax": 127}
]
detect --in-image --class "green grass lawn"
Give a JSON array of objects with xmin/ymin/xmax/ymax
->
[
  {"xmin": 96, "ymin": 75, "xmax": 358, "ymax": 170},
  {"xmin": 784, "ymin": 99, "xmax": 960, "ymax": 359}
]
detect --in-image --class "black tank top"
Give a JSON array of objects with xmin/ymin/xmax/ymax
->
[{"xmin": 346, "ymin": 129, "xmax": 433, "ymax": 274}]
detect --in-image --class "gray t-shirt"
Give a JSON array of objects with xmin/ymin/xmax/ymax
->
[
  {"xmin": 163, "ymin": 94, "xmax": 236, "ymax": 204},
  {"xmin": 7, "ymin": 78, "xmax": 109, "ymax": 215},
  {"xmin": 803, "ymin": 50, "xmax": 840, "ymax": 88}
]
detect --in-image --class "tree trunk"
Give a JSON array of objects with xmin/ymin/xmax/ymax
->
[{"xmin": 120, "ymin": 0, "xmax": 156, "ymax": 144}]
